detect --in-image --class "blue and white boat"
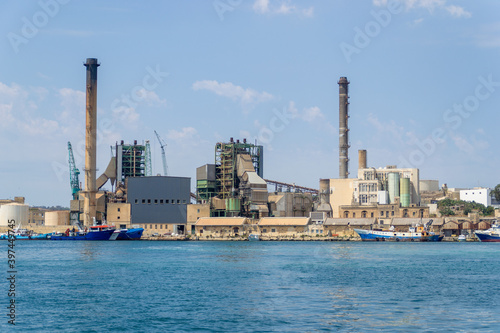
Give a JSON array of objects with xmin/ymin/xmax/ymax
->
[
  {"xmin": 475, "ymin": 224, "xmax": 500, "ymax": 242},
  {"xmin": 109, "ymin": 228, "xmax": 144, "ymax": 240},
  {"xmin": 355, "ymin": 224, "xmax": 443, "ymax": 242},
  {"xmin": 248, "ymin": 234, "xmax": 260, "ymax": 241},
  {"xmin": 50, "ymin": 225, "xmax": 115, "ymax": 241}
]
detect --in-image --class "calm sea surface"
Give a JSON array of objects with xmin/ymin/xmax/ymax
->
[{"xmin": 2, "ymin": 241, "xmax": 500, "ymax": 332}]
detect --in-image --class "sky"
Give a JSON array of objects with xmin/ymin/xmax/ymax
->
[{"xmin": 0, "ymin": 0, "xmax": 499, "ymax": 207}]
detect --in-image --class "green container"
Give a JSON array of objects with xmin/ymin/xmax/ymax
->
[
  {"xmin": 225, "ymin": 198, "xmax": 241, "ymax": 212},
  {"xmin": 400, "ymin": 177, "xmax": 410, "ymax": 207}
]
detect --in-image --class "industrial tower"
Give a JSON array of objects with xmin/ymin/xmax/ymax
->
[
  {"xmin": 83, "ymin": 58, "xmax": 99, "ymax": 226},
  {"xmin": 338, "ymin": 77, "xmax": 350, "ymax": 179}
]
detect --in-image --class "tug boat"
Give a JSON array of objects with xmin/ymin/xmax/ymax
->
[
  {"xmin": 475, "ymin": 224, "xmax": 500, "ymax": 242},
  {"xmin": 354, "ymin": 220, "xmax": 443, "ymax": 242},
  {"xmin": 50, "ymin": 225, "xmax": 115, "ymax": 241}
]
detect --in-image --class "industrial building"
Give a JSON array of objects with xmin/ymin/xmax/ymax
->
[
  {"xmin": 460, "ymin": 188, "xmax": 491, "ymax": 207},
  {"xmin": 196, "ymin": 138, "xmax": 268, "ymax": 218},
  {"xmin": 127, "ymin": 176, "xmax": 190, "ymax": 234}
]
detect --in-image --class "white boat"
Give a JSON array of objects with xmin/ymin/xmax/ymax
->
[{"xmin": 458, "ymin": 235, "xmax": 466, "ymax": 242}]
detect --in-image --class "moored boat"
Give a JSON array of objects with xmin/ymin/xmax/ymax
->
[
  {"xmin": 109, "ymin": 228, "xmax": 144, "ymax": 240},
  {"xmin": 475, "ymin": 224, "xmax": 500, "ymax": 242},
  {"xmin": 50, "ymin": 225, "xmax": 115, "ymax": 241},
  {"xmin": 248, "ymin": 234, "xmax": 260, "ymax": 241},
  {"xmin": 355, "ymin": 220, "xmax": 443, "ymax": 242}
]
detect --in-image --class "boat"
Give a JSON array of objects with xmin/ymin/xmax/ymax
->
[
  {"xmin": 475, "ymin": 224, "xmax": 500, "ymax": 242},
  {"xmin": 354, "ymin": 220, "xmax": 443, "ymax": 242},
  {"xmin": 109, "ymin": 228, "xmax": 144, "ymax": 240},
  {"xmin": 248, "ymin": 234, "xmax": 260, "ymax": 241},
  {"xmin": 0, "ymin": 222, "xmax": 53, "ymax": 240},
  {"xmin": 458, "ymin": 234, "xmax": 467, "ymax": 242},
  {"xmin": 50, "ymin": 225, "xmax": 115, "ymax": 241}
]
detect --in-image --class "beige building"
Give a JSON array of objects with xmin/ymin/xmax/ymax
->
[
  {"xmin": 194, "ymin": 217, "xmax": 251, "ymax": 237},
  {"xmin": 106, "ymin": 203, "xmax": 131, "ymax": 228},
  {"xmin": 328, "ymin": 178, "xmax": 355, "ymax": 218},
  {"xmin": 268, "ymin": 192, "xmax": 314, "ymax": 217},
  {"xmin": 187, "ymin": 204, "xmax": 210, "ymax": 234},
  {"xmin": 258, "ymin": 217, "xmax": 311, "ymax": 237},
  {"xmin": 340, "ymin": 203, "xmax": 429, "ymax": 219}
]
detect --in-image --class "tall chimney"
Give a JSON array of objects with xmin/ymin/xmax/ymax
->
[
  {"xmin": 358, "ymin": 149, "xmax": 367, "ymax": 170},
  {"xmin": 338, "ymin": 77, "xmax": 350, "ymax": 179},
  {"xmin": 83, "ymin": 58, "xmax": 99, "ymax": 226}
]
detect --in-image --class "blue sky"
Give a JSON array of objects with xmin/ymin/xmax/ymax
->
[{"xmin": 0, "ymin": 0, "xmax": 499, "ymax": 206}]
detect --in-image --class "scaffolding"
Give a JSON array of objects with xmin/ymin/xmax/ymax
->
[
  {"xmin": 214, "ymin": 139, "xmax": 263, "ymax": 199},
  {"xmin": 117, "ymin": 142, "xmax": 146, "ymax": 183}
]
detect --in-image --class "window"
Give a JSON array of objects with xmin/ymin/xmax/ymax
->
[
  {"xmin": 263, "ymin": 228, "xmax": 267, "ymax": 233},
  {"xmin": 142, "ymin": 199, "xmax": 145, "ymax": 204},
  {"xmin": 160, "ymin": 199, "xmax": 163, "ymax": 204},
  {"xmin": 148, "ymin": 199, "xmax": 151, "ymax": 204},
  {"xmin": 413, "ymin": 212, "xmax": 416, "ymax": 216},
  {"xmin": 197, "ymin": 209, "xmax": 200, "ymax": 213},
  {"xmin": 371, "ymin": 212, "xmax": 374, "ymax": 218},
  {"xmin": 135, "ymin": 199, "xmax": 138, "ymax": 204},
  {"xmin": 160, "ymin": 225, "xmax": 163, "ymax": 229},
  {"xmin": 391, "ymin": 211, "xmax": 394, "ymax": 216},
  {"xmin": 166, "ymin": 200, "xmax": 169, "ymax": 204},
  {"xmin": 320, "ymin": 230, "xmax": 323, "ymax": 234},
  {"xmin": 155, "ymin": 199, "xmax": 158, "ymax": 204},
  {"xmin": 183, "ymin": 200, "xmax": 186, "ymax": 204},
  {"xmin": 380, "ymin": 211, "xmax": 384, "ymax": 216},
  {"xmin": 353, "ymin": 212, "xmax": 356, "ymax": 218},
  {"xmin": 177, "ymin": 200, "xmax": 180, "ymax": 204},
  {"xmin": 117, "ymin": 216, "xmax": 120, "ymax": 219},
  {"xmin": 155, "ymin": 225, "xmax": 157, "ymax": 229},
  {"xmin": 117, "ymin": 208, "xmax": 121, "ymax": 212},
  {"xmin": 271, "ymin": 228, "xmax": 276, "ymax": 233}
]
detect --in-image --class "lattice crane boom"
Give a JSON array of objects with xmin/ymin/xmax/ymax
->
[
  {"xmin": 154, "ymin": 130, "xmax": 168, "ymax": 176},
  {"xmin": 67, "ymin": 142, "xmax": 81, "ymax": 200}
]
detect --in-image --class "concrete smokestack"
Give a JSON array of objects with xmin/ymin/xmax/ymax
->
[
  {"xmin": 83, "ymin": 58, "xmax": 99, "ymax": 226},
  {"xmin": 358, "ymin": 149, "xmax": 367, "ymax": 170},
  {"xmin": 338, "ymin": 77, "xmax": 349, "ymax": 179}
]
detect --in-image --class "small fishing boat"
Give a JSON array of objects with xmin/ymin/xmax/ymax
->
[
  {"xmin": 109, "ymin": 228, "xmax": 144, "ymax": 240},
  {"xmin": 50, "ymin": 225, "xmax": 115, "ymax": 241},
  {"xmin": 248, "ymin": 234, "xmax": 260, "ymax": 241},
  {"xmin": 475, "ymin": 224, "xmax": 500, "ymax": 242},
  {"xmin": 458, "ymin": 235, "xmax": 467, "ymax": 242}
]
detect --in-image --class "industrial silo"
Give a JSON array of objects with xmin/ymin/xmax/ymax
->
[
  {"xmin": 388, "ymin": 173, "xmax": 400, "ymax": 204},
  {"xmin": 400, "ymin": 178, "xmax": 411, "ymax": 207},
  {"xmin": 0, "ymin": 203, "xmax": 29, "ymax": 226}
]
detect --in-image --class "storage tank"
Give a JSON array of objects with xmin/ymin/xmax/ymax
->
[
  {"xmin": 0, "ymin": 203, "xmax": 29, "ymax": 226},
  {"xmin": 400, "ymin": 178, "xmax": 411, "ymax": 207},
  {"xmin": 377, "ymin": 191, "xmax": 388, "ymax": 205},
  {"xmin": 225, "ymin": 198, "xmax": 241, "ymax": 212},
  {"xmin": 45, "ymin": 211, "xmax": 70, "ymax": 226},
  {"xmin": 388, "ymin": 173, "xmax": 400, "ymax": 204}
]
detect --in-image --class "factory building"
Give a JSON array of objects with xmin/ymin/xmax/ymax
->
[
  {"xmin": 127, "ymin": 176, "xmax": 190, "ymax": 234},
  {"xmin": 196, "ymin": 138, "xmax": 267, "ymax": 218}
]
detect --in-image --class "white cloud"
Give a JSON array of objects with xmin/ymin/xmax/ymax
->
[
  {"xmin": 192, "ymin": 80, "xmax": 274, "ymax": 105},
  {"xmin": 134, "ymin": 88, "xmax": 167, "ymax": 107},
  {"xmin": 167, "ymin": 127, "xmax": 198, "ymax": 142},
  {"xmin": 253, "ymin": 0, "xmax": 269, "ymax": 14},
  {"xmin": 373, "ymin": 0, "xmax": 470, "ymax": 18},
  {"xmin": 445, "ymin": 5, "xmax": 471, "ymax": 18},
  {"xmin": 252, "ymin": 0, "xmax": 313, "ymax": 18},
  {"xmin": 303, "ymin": 106, "xmax": 324, "ymax": 122}
]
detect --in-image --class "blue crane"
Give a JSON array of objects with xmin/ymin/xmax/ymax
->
[{"xmin": 68, "ymin": 142, "xmax": 81, "ymax": 200}]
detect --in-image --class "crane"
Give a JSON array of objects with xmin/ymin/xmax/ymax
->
[
  {"xmin": 154, "ymin": 130, "xmax": 168, "ymax": 176},
  {"xmin": 67, "ymin": 142, "xmax": 81, "ymax": 200}
]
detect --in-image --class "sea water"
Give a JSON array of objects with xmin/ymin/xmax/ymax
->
[{"xmin": 2, "ymin": 241, "xmax": 499, "ymax": 332}]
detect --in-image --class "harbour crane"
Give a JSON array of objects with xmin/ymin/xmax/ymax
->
[
  {"xmin": 67, "ymin": 142, "xmax": 81, "ymax": 200},
  {"xmin": 154, "ymin": 130, "xmax": 168, "ymax": 176}
]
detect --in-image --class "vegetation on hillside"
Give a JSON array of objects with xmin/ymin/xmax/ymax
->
[{"xmin": 438, "ymin": 198, "xmax": 494, "ymax": 216}]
